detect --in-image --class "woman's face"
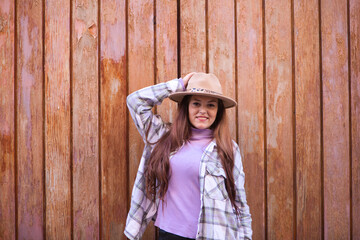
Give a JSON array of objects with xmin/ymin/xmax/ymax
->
[{"xmin": 188, "ymin": 95, "xmax": 218, "ymax": 129}]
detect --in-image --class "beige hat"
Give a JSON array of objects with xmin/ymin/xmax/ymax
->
[{"xmin": 169, "ymin": 72, "xmax": 237, "ymax": 108}]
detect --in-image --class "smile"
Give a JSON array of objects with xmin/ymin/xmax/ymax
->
[{"xmin": 196, "ymin": 116, "xmax": 208, "ymax": 121}]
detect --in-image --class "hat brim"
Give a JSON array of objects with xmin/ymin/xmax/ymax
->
[{"xmin": 169, "ymin": 92, "xmax": 237, "ymax": 108}]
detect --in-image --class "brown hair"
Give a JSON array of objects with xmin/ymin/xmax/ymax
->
[{"xmin": 144, "ymin": 95, "xmax": 240, "ymax": 215}]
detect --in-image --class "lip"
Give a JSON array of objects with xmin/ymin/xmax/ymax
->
[{"xmin": 196, "ymin": 116, "xmax": 208, "ymax": 121}]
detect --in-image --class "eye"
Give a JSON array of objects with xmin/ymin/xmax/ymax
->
[
  {"xmin": 192, "ymin": 102, "xmax": 200, "ymax": 107},
  {"xmin": 208, "ymin": 103, "xmax": 216, "ymax": 108}
]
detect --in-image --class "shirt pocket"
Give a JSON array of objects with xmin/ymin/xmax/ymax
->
[{"xmin": 204, "ymin": 161, "xmax": 229, "ymax": 201}]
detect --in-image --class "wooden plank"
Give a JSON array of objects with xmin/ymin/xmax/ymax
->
[
  {"xmin": 72, "ymin": 0, "xmax": 99, "ymax": 238},
  {"xmin": 0, "ymin": 1, "xmax": 15, "ymax": 239},
  {"xmin": 321, "ymin": 0, "xmax": 351, "ymax": 238},
  {"xmin": 350, "ymin": 0, "xmax": 360, "ymax": 238},
  {"xmin": 208, "ymin": 0, "xmax": 236, "ymax": 139},
  {"xmin": 16, "ymin": 0, "xmax": 44, "ymax": 238},
  {"xmin": 293, "ymin": 1, "xmax": 322, "ymax": 239},
  {"xmin": 236, "ymin": 0, "xmax": 265, "ymax": 239},
  {"xmin": 44, "ymin": 0, "xmax": 71, "ymax": 238},
  {"xmin": 180, "ymin": 0, "xmax": 206, "ymax": 75},
  {"xmin": 156, "ymin": 0, "xmax": 178, "ymax": 122},
  {"xmin": 100, "ymin": 0, "xmax": 127, "ymax": 239},
  {"xmin": 128, "ymin": 0, "xmax": 155, "ymax": 238},
  {"xmin": 265, "ymin": 0, "xmax": 294, "ymax": 239}
]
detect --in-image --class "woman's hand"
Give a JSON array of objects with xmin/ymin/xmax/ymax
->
[{"xmin": 182, "ymin": 72, "xmax": 196, "ymax": 88}]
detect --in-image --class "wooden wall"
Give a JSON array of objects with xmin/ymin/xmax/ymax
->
[{"xmin": 0, "ymin": 0, "xmax": 359, "ymax": 239}]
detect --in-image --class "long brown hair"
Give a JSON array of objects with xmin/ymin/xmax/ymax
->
[{"xmin": 144, "ymin": 95, "xmax": 240, "ymax": 215}]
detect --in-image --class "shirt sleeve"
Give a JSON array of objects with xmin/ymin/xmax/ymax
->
[
  {"xmin": 179, "ymin": 78, "xmax": 186, "ymax": 90},
  {"xmin": 124, "ymin": 78, "xmax": 184, "ymax": 240},
  {"xmin": 233, "ymin": 142, "xmax": 253, "ymax": 239},
  {"xmin": 126, "ymin": 78, "xmax": 184, "ymax": 143}
]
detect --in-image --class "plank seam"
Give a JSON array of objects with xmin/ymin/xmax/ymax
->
[
  {"xmin": 97, "ymin": 0, "xmax": 102, "ymax": 238},
  {"xmin": 177, "ymin": 0, "xmax": 181, "ymax": 77},
  {"xmin": 42, "ymin": 0, "xmax": 46, "ymax": 238},
  {"xmin": 125, "ymin": 0, "xmax": 130, "ymax": 213},
  {"xmin": 154, "ymin": 0, "xmax": 157, "ymax": 84},
  {"xmin": 291, "ymin": 0, "xmax": 297, "ymax": 239},
  {"xmin": 205, "ymin": 0, "xmax": 209, "ymax": 73},
  {"xmin": 154, "ymin": 0, "xmax": 158, "ymax": 118},
  {"xmin": 262, "ymin": 0, "xmax": 268, "ymax": 239},
  {"xmin": 69, "ymin": 0, "xmax": 74, "ymax": 238},
  {"xmin": 14, "ymin": 0, "xmax": 18, "ymax": 238},
  {"xmin": 318, "ymin": 0, "xmax": 324, "ymax": 238},
  {"xmin": 347, "ymin": 0, "xmax": 353, "ymax": 238},
  {"xmin": 153, "ymin": 1, "xmax": 157, "ymax": 237},
  {"xmin": 234, "ymin": 0, "xmax": 239, "ymax": 143}
]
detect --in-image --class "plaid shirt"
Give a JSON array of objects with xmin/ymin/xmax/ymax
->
[{"xmin": 124, "ymin": 79, "xmax": 252, "ymax": 240}]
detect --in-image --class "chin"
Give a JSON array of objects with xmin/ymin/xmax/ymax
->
[{"xmin": 194, "ymin": 125, "xmax": 209, "ymax": 129}]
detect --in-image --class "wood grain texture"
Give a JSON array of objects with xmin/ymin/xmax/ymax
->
[
  {"xmin": 350, "ymin": 0, "xmax": 360, "ymax": 238},
  {"xmin": 72, "ymin": 0, "xmax": 100, "ymax": 238},
  {"xmin": 16, "ymin": 0, "xmax": 44, "ymax": 239},
  {"xmin": 265, "ymin": 0, "xmax": 294, "ymax": 239},
  {"xmin": 236, "ymin": 0, "xmax": 265, "ymax": 239},
  {"xmin": 44, "ymin": 0, "xmax": 71, "ymax": 238},
  {"xmin": 321, "ymin": 0, "xmax": 351, "ymax": 238},
  {"xmin": 128, "ymin": 0, "xmax": 155, "ymax": 238},
  {"xmin": 180, "ymin": 0, "xmax": 206, "ymax": 75},
  {"xmin": 208, "ymin": 0, "xmax": 236, "ymax": 139},
  {"xmin": 0, "ymin": 1, "xmax": 15, "ymax": 239},
  {"xmin": 156, "ymin": 0, "xmax": 178, "ymax": 123},
  {"xmin": 294, "ymin": 0, "xmax": 322, "ymax": 239},
  {"xmin": 2, "ymin": 1, "xmax": 360, "ymax": 238},
  {"xmin": 100, "ymin": 0, "xmax": 127, "ymax": 239}
]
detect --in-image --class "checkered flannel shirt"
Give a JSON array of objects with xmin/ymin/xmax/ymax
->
[{"xmin": 124, "ymin": 79, "xmax": 252, "ymax": 240}]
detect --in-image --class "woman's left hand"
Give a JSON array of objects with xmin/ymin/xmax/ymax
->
[{"xmin": 182, "ymin": 72, "xmax": 196, "ymax": 88}]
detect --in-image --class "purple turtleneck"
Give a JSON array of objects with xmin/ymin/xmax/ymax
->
[{"xmin": 155, "ymin": 128, "xmax": 213, "ymax": 238}]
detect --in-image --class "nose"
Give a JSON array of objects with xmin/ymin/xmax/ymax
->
[{"xmin": 199, "ymin": 106, "xmax": 206, "ymax": 114}]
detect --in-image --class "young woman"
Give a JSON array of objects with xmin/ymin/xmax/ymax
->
[{"xmin": 124, "ymin": 72, "xmax": 252, "ymax": 240}]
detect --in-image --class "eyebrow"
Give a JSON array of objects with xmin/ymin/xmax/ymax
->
[{"xmin": 193, "ymin": 98, "xmax": 217, "ymax": 103}]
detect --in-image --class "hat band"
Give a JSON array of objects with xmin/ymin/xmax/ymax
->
[{"xmin": 187, "ymin": 87, "xmax": 222, "ymax": 95}]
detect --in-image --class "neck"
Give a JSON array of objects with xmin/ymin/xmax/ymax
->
[{"xmin": 190, "ymin": 127, "xmax": 213, "ymax": 141}]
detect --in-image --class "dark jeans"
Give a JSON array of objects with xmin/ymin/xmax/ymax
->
[{"xmin": 158, "ymin": 229, "xmax": 195, "ymax": 240}]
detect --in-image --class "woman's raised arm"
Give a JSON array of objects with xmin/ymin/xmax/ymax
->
[{"xmin": 126, "ymin": 78, "xmax": 184, "ymax": 143}]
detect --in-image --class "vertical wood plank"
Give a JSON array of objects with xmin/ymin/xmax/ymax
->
[
  {"xmin": 350, "ymin": 0, "xmax": 360, "ymax": 238},
  {"xmin": 128, "ymin": 0, "xmax": 155, "ymax": 238},
  {"xmin": 236, "ymin": 0, "xmax": 265, "ymax": 239},
  {"xmin": 44, "ymin": 0, "xmax": 71, "ymax": 238},
  {"xmin": 16, "ymin": 0, "xmax": 44, "ymax": 238},
  {"xmin": 321, "ymin": 0, "xmax": 351, "ymax": 238},
  {"xmin": 72, "ymin": 0, "xmax": 100, "ymax": 238},
  {"xmin": 294, "ymin": 1, "xmax": 322, "ymax": 239},
  {"xmin": 100, "ymin": 0, "xmax": 127, "ymax": 239},
  {"xmin": 156, "ymin": 0, "xmax": 178, "ymax": 122},
  {"xmin": 208, "ymin": 0, "xmax": 236, "ymax": 139},
  {"xmin": 0, "ymin": 1, "xmax": 15, "ymax": 239},
  {"xmin": 180, "ymin": 0, "xmax": 206, "ymax": 75},
  {"xmin": 265, "ymin": 0, "xmax": 294, "ymax": 239}
]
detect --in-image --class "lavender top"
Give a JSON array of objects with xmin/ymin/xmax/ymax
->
[{"xmin": 155, "ymin": 128, "xmax": 214, "ymax": 238}]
